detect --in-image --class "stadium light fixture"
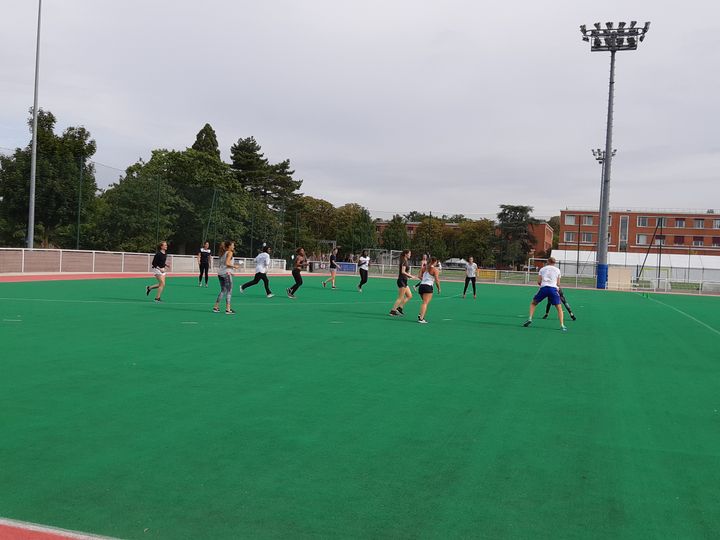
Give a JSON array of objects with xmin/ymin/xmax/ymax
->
[{"xmin": 579, "ymin": 20, "xmax": 650, "ymax": 289}]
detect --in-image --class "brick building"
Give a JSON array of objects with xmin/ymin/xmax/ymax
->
[{"xmin": 558, "ymin": 208, "xmax": 720, "ymax": 256}]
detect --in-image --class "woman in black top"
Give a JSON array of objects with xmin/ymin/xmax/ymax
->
[
  {"xmin": 322, "ymin": 247, "xmax": 339, "ymax": 289},
  {"xmin": 287, "ymin": 247, "xmax": 307, "ymax": 298},
  {"xmin": 146, "ymin": 241, "xmax": 170, "ymax": 302},
  {"xmin": 197, "ymin": 241, "xmax": 212, "ymax": 287},
  {"xmin": 389, "ymin": 249, "xmax": 416, "ymax": 316}
]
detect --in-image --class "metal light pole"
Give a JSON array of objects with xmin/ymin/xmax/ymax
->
[
  {"xmin": 592, "ymin": 148, "xmax": 617, "ymax": 248},
  {"xmin": 580, "ymin": 21, "xmax": 650, "ymax": 288},
  {"xmin": 27, "ymin": 0, "xmax": 43, "ymax": 248}
]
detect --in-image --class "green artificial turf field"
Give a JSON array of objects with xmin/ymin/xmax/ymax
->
[{"xmin": 1, "ymin": 275, "xmax": 719, "ymax": 539}]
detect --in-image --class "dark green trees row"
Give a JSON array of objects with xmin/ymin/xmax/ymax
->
[{"xmin": 0, "ymin": 110, "xmax": 548, "ymax": 265}]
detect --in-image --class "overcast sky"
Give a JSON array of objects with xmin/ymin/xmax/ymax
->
[{"xmin": 2, "ymin": 0, "xmax": 719, "ymax": 219}]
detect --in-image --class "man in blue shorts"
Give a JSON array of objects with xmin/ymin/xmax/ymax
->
[{"xmin": 523, "ymin": 257, "xmax": 567, "ymax": 332}]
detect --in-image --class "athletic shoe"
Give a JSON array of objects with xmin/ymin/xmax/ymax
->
[
  {"xmin": 286, "ymin": 288, "xmax": 295, "ymax": 299},
  {"xmin": 389, "ymin": 310, "xmax": 398, "ymax": 317},
  {"xmin": 146, "ymin": 286, "xmax": 151, "ymax": 296},
  {"xmin": 418, "ymin": 318, "xmax": 428, "ymax": 324},
  {"xmin": 397, "ymin": 307, "xmax": 404, "ymax": 316},
  {"xmin": 204, "ymin": 284, "xmax": 209, "ymax": 288},
  {"xmin": 154, "ymin": 298, "xmax": 162, "ymax": 303},
  {"xmin": 561, "ymin": 325, "xmax": 568, "ymax": 332},
  {"xmin": 322, "ymin": 281, "xmax": 326, "ymax": 288},
  {"xmin": 212, "ymin": 307, "xmax": 220, "ymax": 313},
  {"xmin": 226, "ymin": 309, "xmax": 236, "ymax": 315},
  {"xmin": 571, "ymin": 315, "xmax": 577, "ymax": 321},
  {"xmin": 542, "ymin": 314, "xmax": 548, "ymax": 319},
  {"xmin": 238, "ymin": 287, "xmax": 244, "ymax": 294},
  {"xmin": 267, "ymin": 293, "xmax": 274, "ymax": 298},
  {"xmin": 522, "ymin": 320, "xmax": 532, "ymax": 327},
  {"xmin": 358, "ymin": 286, "xmax": 362, "ymax": 293},
  {"xmin": 198, "ymin": 283, "xmax": 202, "ymax": 287},
  {"xmin": 331, "ymin": 286, "xmax": 336, "ymax": 289}
]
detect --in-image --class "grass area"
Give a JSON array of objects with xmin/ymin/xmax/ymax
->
[{"xmin": 1, "ymin": 275, "xmax": 719, "ymax": 539}]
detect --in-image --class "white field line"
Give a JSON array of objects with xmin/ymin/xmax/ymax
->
[{"xmin": 648, "ymin": 296, "xmax": 720, "ymax": 337}]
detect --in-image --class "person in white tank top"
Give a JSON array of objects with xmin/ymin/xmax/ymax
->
[
  {"xmin": 417, "ymin": 256, "xmax": 441, "ymax": 323},
  {"xmin": 463, "ymin": 256, "xmax": 478, "ymax": 299}
]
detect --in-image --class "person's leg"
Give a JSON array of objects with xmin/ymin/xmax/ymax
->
[
  {"xmin": 391, "ymin": 288, "xmax": 404, "ymax": 313},
  {"xmin": 260, "ymin": 273, "xmax": 272, "ymax": 295},
  {"xmin": 543, "ymin": 298, "xmax": 551, "ymax": 318},
  {"xmin": 358, "ymin": 269, "xmax": 368, "ymax": 290},
  {"xmin": 419, "ymin": 293, "xmax": 432, "ymax": 320},
  {"xmin": 401, "ymin": 288, "xmax": 412, "ymax": 308},
  {"xmin": 199, "ymin": 264, "xmax": 204, "ymax": 285},
  {"xmin": 471, "ymin": 277, "xmax": 476, "ymax": 297},
  {"xmin": 225, "ymin": 274, "xmax": 234, "ymax": 312},
  {"xmin": 290, "ymin": 270, "xmax": 302, "ymax": 294},
  {"xmin": 556, "ymin": 303, "xmax": 565, "ymax": 329},
  {"xmin": 241, "ymin": 273, "xmax": 261, "ymax": 291},
  {"xmin": 562, "ymin": 296, "xmax": 576, "ymax": 320},
  {"xmin": 203, "ymin": 264, "xmax": 209, "ymax": 285},
  {"xmin": 524, "ymin": 300, "xmax": 538, "ymax": 326},
  {"xmin": 331, "ymin": 269, "xmax": 336, "ymax": 287},
  {"xmin": 154, "ymin": 274, "xmax": 165, "ymax": 300},
  {"xmin": 214, "ymin": 275, "xmax": 226, "ymax": 310},
  {"xmin": 463, "ymin": 277, "xmax": 470, "ymax": 297}
]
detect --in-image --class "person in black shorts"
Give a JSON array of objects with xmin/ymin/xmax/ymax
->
[
  {"xmin": 197, "ymin": 241, "xmax": 212, "ymax": 287},
  {"xmin": 543, "ymin": 287, "xmax": 576, "ymax": 321},
  {"xmin": 287, "ymin": 247, "xmax": 308, "ymax": 298},
  {"xmin": 322, "ymin": 247, "xmax": 339, "ymax": 289},
  {"xmin": 389, "ymin": 249, "xmax": 416, "ymax": 316}
]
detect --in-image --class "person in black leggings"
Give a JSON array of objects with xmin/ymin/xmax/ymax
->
[
  {"xmin": 197, "ymin": 241, "xmax": 212, "ymax": 287},
  {"xmin": 287, "ymin": 247, "xmax": 307, "ymax": 298},
  {"xmin": 543, "ymin": 287, "xmax": 576, "ymax": 321},
  {"xmin": 357, "ymin": 250, "xmax": 370, "ymax": 292},
  {"xmin": 462, "ymin": 256, "xmax": 478, "ymax": 299}
]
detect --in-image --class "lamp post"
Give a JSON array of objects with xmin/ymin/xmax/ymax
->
[
  {"xmin": 592, "ymin": 148, "xmax": 617, "ymax": 258},
  {"xmin": 580, "ymin": 21, "xmax": 650, "ymax": 288},
  {"xmin": 27, "ymin": 0, "xmax": 43, "ymax": 248}
]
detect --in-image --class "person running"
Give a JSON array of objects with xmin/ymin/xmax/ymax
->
[
  {"xmin": 146, "ymin": 241, "xmax": 170, "ymax": 303},
  {"xmin": 389, "ymin": 249, "xmax": 416, "ymax": 317},
  {"xmin": 357, "ymin": 250, "xmax": 370, "ymax": 292},
  {"xmin": 543, "ymin": 287, "xmax": 576, "ymax": 321},
  {"xmin": 197, "ymin": 241, "xmax": 212, "ymax": 287},
  {"xmin": 287, "ymin": 247, "xmax": 308, "ymax": 298},
  {"xmin": 322, "ymin": 247, "xmax": 339, "ymax": 289},
  {"xmin": 523, "ymin": 257, "xmax": 567, "ymax": 331},
  {"xmin": 213, "ymin": 241, "xmax": 239, "ymax": 314},
  {"xmin": 240, "ymin": 245, "xmax": 274, "ymax": 298},
  {"xmin": 417, "ymin": 256, "xmax": 441, "ymax": 324},
  {"xmin": 462, "ymin": 256, "xmax": 478, "ymax": 299}
]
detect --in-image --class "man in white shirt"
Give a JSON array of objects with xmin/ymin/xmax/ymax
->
[
  {"xmin": 523, "ymin": 257, "xmax": 566, "ymax": 331},
  {"xmin": 239, "ymin": 245, "xmax": 274, "ymax": 298}
]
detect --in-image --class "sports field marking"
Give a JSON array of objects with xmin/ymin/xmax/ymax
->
[
  {"xmin": 181, "ymin": 321, "xmax": 199, "ymax": 325},
  {"xmin": 2, "ymin": 319, "xmax": 22, "ymax": 322},
  {"xmin": 0, "ymin": 516, "xmax": 117, "ymax": 540},
  {"xmin": 649, "ymin": 296, "xmax": 720, "ymax": 337}
]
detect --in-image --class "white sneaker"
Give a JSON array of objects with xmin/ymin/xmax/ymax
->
[
  {"xmin": 418, "ymin": 318, "xmax": 427, "ymax": 324},
  {"xmin": 238, "ymin": 287, "xmax": 244, "ymax": 294},
  {"xmin": 267, "ymin": 294, "xmax": 274, "ymax": 298}
]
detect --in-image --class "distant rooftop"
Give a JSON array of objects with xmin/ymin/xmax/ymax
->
[{"xmin": 563, "ymin": 207, "xmax": 719, "ymax": 214}]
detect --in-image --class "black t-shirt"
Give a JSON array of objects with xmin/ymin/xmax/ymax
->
[
  {"xmin": 398, "ymin": 260, "xmax": 409, "ymax": 279},
  {"xmin": 199, "ymin": 248, "xmax": 211, "ymax": 265},
  {"xmin": 152, "ymin": 251, "xmax": 167, "ymax": 269},
  {"xmin": 329, "ymin": 254, "xmax": 337, "ymax": 269}
]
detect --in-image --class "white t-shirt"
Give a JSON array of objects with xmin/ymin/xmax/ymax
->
[
  {"xmin": 466, "ymin": 263, "xmax": 478, "ymax": 277},
  {"xmin": 539, "ymin": 265, "xmax": 561, "ymax": 288},
  {"xmin": 255, "ymin": 252, "xmax": 270, "ymax": 274},
  {"xmin": 358, "ymin": 256, "xmax": 370, "ymax": 271}
]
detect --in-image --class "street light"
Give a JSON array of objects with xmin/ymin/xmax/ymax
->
[{"xmin": 579, "ymin": 20, "xmax": 650, "ymax": 288}]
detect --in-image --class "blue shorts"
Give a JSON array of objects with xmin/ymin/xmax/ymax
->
[{"xmin": 533, "ymin": 286, "xmax": 561, "ymax": 305}]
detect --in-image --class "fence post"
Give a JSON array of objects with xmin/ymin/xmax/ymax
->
[
  {"xmin": 21, "ymin": 249, "xmax": 25, "ymax": 273},
  {"xmin": 121, "ymin": 252, "xmax": 124, "ymax": 273}
]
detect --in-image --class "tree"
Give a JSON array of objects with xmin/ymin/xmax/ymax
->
[
  {"xmin": 411, "ymin": 217, "xmax": 448, "ymax": 261},
  {"xmin": 230, "ymin": 136, "xmax": 302, "ymax": 210},
  {"xmin": 0, "ymin": 109, "xmax": 98, "ymax": 247},
  {"xmin": 547, "ymin": 216, "xmax": 560, "ymax": 251},
  {"xmin": 496, "ymin": 204, "xmax": 537, "ymax": 268},
  {"xmin": 381, "ymin": 214, "xmax": 410, "ymax": 250},
  {"xmin": 457, "ymin": 219, "xmax": 495, "ymax": 266},
  {"xmin": 335, "ymin": 203, "xmax": 376, "ymax": 254},
  {"xmin": 404, "ymin": 210, "xmax": 431, "ymax": 222},
  {"xmin": 191, "ymin": 123, "xmax": 221, "ymax": 158}
]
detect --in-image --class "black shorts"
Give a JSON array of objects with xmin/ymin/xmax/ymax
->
[
  {"xmin": 418, "ymin": 284, "xmax": 434, "ymax": 295},
  {"xmin": 397, "ymin": 278, "xmax": 408, "ymax": 288}
]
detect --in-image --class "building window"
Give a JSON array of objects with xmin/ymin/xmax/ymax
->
[
  {"xmin": 694, "ymin": 219, "xmax": 705, "ymax": 229},
  {"xmin": 714, "ymin": 219, "xmax": 720, "ymax": 229},
  {"xmin": 636, "ymin": 234, "xmax": 649, "ymax": 245},
  {"xmin": 654, "ymin": 235, "xmax": 666, "ymax": 246},
  {"xmin": 675, "ymin": 218, "xmax": 685, "ymax": 228},
  {"xmin": 713, "ymin": 237, "xmax": 720, "ymax": 247},
  {"xmin": 582, "ymin": 215, "xmax": 594, "ymax": 226},
  {"xmin": 656, "ymin": 217, "xmax": 667, "ymax": 227},
  {"xmin": 674, "ymin": 236, "xmax": 685, "ymax": 245},
  {"xmin": 581, "ymin": 232, "xmax": 593, "ymax": 243},
  {"xmin": 565, "ymin": 214, "xmax": 576, "ymax": 225},
  {"xmin": 693, "ymin": 236, "xmax": 704, "ymax": 246},
  {"xmin": 637, "ymin": 216, "xmax": 649, "ymax": 227},
  {"xmin": 564, "ymin": 231, "xmax": 576, "ymax": 242}
]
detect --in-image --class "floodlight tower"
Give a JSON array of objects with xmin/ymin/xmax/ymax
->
[
  {"xmin": 580, "ymin": 21, "xmax": 650, "ymax": 288},
  {"xmin": 27, "ymin": 0, "xmax": 43, "ymax": 248},
  {"xmin": 592, "ymin": 147, "xmax": 617, "ymax": 223}
]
